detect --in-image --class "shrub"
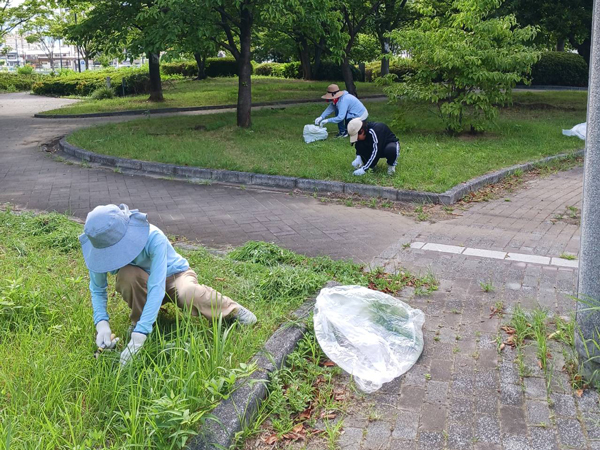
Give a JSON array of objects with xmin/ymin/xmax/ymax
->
[
  {"xmin": 206, "ymin": 57, "xmax": 244, "ymax": 77},
  {"xmin": 255, "ymin": 62, "xmax": 284, "ymax": 77},
  {"xmin": 313, "ymin": 61, "xmax": 361, "ymax": 81},
  {"xmin": 0, "ymin": 72, "xmax": 42, "ymax": 91},
  {"xmin": 162, "ymin": 60, "xmax": 198, "ymax": 77},
  {"xmin": 388, "ymin": 0, "xmax": 540, "ymax": 134},
  {"xmin": 369, "ymin": 58, "xmax": 416, "ymax": 82},
  {"xmin": 91, "ymin": 86, "xmax": 115, "ymax": 100},
  {"xmin": 31, "ymin": 68, "xmax": 152, "ymax": 97},
  {"xmin": 531, "ymin": 52, "xmax": 588, "ymax": 87},
  {"xmin": 17, "ymin": 64, "xmax": 34, "ymax": 75}
]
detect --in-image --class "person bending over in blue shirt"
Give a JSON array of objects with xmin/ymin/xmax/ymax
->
[
  {"xmin": 80, "ymin": 204, "xmax": 256, "ymax": 366},
  {"xmin": 315, "ymin": 84, "xmax": 369, "ymax": 138}
]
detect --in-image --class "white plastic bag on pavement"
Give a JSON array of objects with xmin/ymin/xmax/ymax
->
[
  {"xmin": 562, "ymin": 122, "xmax": 587, "ymax": 140},
  {"xmin": 313, "ymin": 285, "xmax": 425, "ymax": 393},
  {"xmin": 303, "ymin": 124, "xmax": 328, "ymax": 143}
]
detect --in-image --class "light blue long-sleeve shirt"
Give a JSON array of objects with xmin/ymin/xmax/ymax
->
[
  {"xmin": 320, "ymin": 91, "xmax": 368, "ymax": 124},
  {"xmin": 89, "ymin": 225, "xmax": 190, "ymax": 335}
]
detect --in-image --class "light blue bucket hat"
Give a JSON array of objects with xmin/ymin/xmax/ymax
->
[{"xmin": 79, "ymin": 204, "xmax": 150, "ymax": 273}]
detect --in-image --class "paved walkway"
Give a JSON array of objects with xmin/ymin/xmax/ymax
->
[
  {"xmin": 335, "ymin": 168, "xmax": 600, "ymax": 450},
  {"xmin": 0, "ymin": 93, "xmax": 414, "ymax": 262}
]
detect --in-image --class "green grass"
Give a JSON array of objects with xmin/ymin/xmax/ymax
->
[
  {"xmin": 0, "ymin": 209, "xmax": 432, "ymax": 449},
  {"xmin": 68, "ymin": 91, "xmax": 587, "ymax": 193},
  {"xmin": 39, "ymin": 77, "xmax": 384, "ymax": 116}
]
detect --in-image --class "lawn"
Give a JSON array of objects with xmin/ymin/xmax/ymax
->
[
  {"xmin": 68, "ymin": 91, "xmax": 587, "ymax": 193},
  {"xmin": 38, "ymin": 77, "xmax": 384, "ymax": 115},
  {"xmin": 0, "ymin": 209, "xmax": 434, "ymax": 449}
]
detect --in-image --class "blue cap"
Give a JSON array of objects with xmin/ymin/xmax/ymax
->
[{"xmin": 79, "ymin": 204, "xmax": 150, "ymax": 273}]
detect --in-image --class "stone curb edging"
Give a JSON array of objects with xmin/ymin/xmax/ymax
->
[
  {"xmin": 59, "ymin": 138, "xmax": 584, "ymax": 205},
  {"xmin": 35, "ymin": 95, "xmax": 387, "ymax": 119},
  {"xmin": 186, "ymin": 281, "xmax": 339, "ymax": 450}
]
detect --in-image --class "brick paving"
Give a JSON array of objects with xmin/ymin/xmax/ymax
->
[
  {"xmin": 0, "ymin": 92, "xmax": 415, "ymax": 263},
  {"xmin": 334, "ymin": 167, "xmax": 600, "ymax": 449}
]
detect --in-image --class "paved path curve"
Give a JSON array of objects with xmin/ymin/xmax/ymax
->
[{"xmin": 0, "ymin": 92, "xmax": 415, "ymax": 262}]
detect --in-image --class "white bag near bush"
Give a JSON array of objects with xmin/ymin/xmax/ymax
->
[
  {"xmin": 313, "ymin": 285, "xmax": 425, "ymax": 393},
  {"xmin": 562, "ymin": 122, "xmax": 587, "ymax": 140},
  {"xmin": 303, "ymin": 124, "xmax": 328, "ymax": 143}
]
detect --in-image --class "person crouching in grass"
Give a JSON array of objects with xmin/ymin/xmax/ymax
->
[
  {"xmin": 347, "ymin": 118, "xmax": 400, "ymax": 176},
  {"xmin": 80, "ymin": 204, "xmax": 257, "ymax": 366}
]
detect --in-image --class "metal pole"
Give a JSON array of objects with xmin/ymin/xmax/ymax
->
[
  {"xmin": 74, "ymin": 12, "xmax": 81, "ymax": 72},
  {"xmin": 577, "ymin": 0, "xmax": 600, "ymax": 384}
]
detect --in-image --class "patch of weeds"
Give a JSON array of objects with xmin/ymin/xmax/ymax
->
[
  {"xmin": 453, "ymin": 346, "xmax": 460, "ymax": 354},
  {"xmin": 442, "ymin": 206, "xmax": 454, "ymax": 213},
  {"xmin": 480, "ymin": 280, "xmax": 494, "ymax": 293},
  {"xmin": 559, "ymin": 253, "xmax": 577, "ymax": 261},
  {"xmin": 425, "ymin": 373, "xmax": 431, "ymax": 381},
  {"xmin": 237, "ymin": 329, "xmax": 345, "ymax": 447},
  {"xmin": 380, "ymin": 200, "xmax": 393, "ymax": 209},
  {"xmin": 490, "ymin": 301, "xmax": 505, "ymax": 318},
  {"xmin": 344, "ymin": 199, "xmax": 354, "ymax": 207},
  {"xmin": 567, "ymin": 205, "xmax": 579, "ymax": 219},
  {"xmin": 369, "ymin": 198, "xmax": 378, "ymax": 208},
  {"xmin": 504, "ymin": 198, "xmax": 511, "ymax": 202},
  {"xmin": 80, "ymin": 160, "xmax": 91, "ymax": 168},
  {"xmin": 113, "ymin": 167, "xmax": 122, "ymax": 174},
  {"xmin": 402, "ymin": 242, "xmax": 411, "ymax": 250},
  {"xmin": 416, "ymin": 211, "xmax": 430, "ymax": 222},
  {"xmin": 451, "ymin": 309, "xmax": 460, "ymax": 314},
  {"xmin": 53, "ymin": 156, "xmax": 66, "ymax": 163}
]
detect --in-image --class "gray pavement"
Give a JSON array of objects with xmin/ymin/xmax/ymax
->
[{"xmin": 0, "ymin": 92, "xmax": 415, "ymax": 262}]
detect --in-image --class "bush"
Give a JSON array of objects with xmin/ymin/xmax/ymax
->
[
  {"xmin": 162, "ymin": 60, "xmax": 198, "ymax": 77},
  {"xmin": 255, "ymin": 62, "xmax": 284, "ymax": 77},
  {"xmin": 531, "ymin": 52, "xmax": 588, "ymax": 87},
  {"xmin": 205, "ymin": 57, "xmax": 239, "ymax": 77},
  {"xmin": 368, "ymin": 58, "xmax": 416, "ymax": 82},
  {"xmin": 0, "ymin": 72, "xmax": 43, "ymax": 91},
  {"xmin": 313, "ymin": 61, "xmax": 361, "ymax": 81},
  {"xmin": 32, "ymin": 68, "xmax": 152, "ymax": 97},
  {"xmin": 91, "ymin": 86, "xmax": 115, "ymax": 100},
  {"xmin": 17, "ymin": 65, "xmax": 34, "ymax": 75}
]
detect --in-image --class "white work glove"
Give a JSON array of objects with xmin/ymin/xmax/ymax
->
[
  {"xmin": 320, "ymin": 119, "xmax": 328, "ymax": 127},
  {"xmin": 120, "ymin": 332, "xmax": 147, "ymax": 366},
  {"xmin": 352, "ymin": 155, "xmax": 363, "ymax": 168},
  {"xmin": 353, "ymin": 168, "xmax": 366, "ymax": 176},
  {"xmin": 95, "ymin": 320, "xmax": 118, "ymax": 349},
  {"xmin": 314, "ymin": 117, "xmax": 323, "ymax": 125}
]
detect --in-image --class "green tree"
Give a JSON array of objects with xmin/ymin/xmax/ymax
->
[
  {"xmin": 502, "ymin": 0, "xmax": 592, "ymax": 65},
  {"xmin": 0, "ymin": 0, "xmax": 41, "ymax": 41},
  {"xmin": 22, "ymin": 10, "xmax": 65, "ymax": 70},
  {"xmin": 67, "ymin": 0, "xmax": 169, "ymax": 101},
  {"xmin": 388, "ymin": 0, "xmax": 539, "ymax": 134},
  {"xmin": 372, "ymin": 0, "xmax": 411, "ymax": 76}
]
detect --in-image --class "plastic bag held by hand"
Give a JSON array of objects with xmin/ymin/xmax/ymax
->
[
  {"xmin": 303, "ymin": 124, "xmax": 329, "ymax": 143},
  {"xmin": 314, "ymin": 285, "xmax": 425, "ymax": 393}
]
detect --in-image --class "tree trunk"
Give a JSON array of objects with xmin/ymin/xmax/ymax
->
[
  {"xmin": 85, "ymin": 58, "xmax": 89, "ymax": 70},
  {"xmin": 194, "ymin": 52, "xmax": 206, "ymax": 80},
  {"xmin": 237, "ymin": 6, "xmax": 253, "ymax": 128},
  {"xmin": 577, "ymin": 38, "xmax": 592, "ymax": 66},
  {"xmin": 147, "ymin": 52, "xmax": 164, "ymax": 102},
  {"xmin": 298, "ymin": 37, "xmax": 312, "ymax": 80},
  {"xmin": 380, "ymin": 37, "xmax": 390, "ymax": 76},
  {"xmin": 556, "ymin": 38, "xmax": 566, "ymax": 51},
  {"xmin": 342, "ymin": 56, "xmax": 357, "ymax": 97},
  {"xmin": 313, "ymin": 37, "xmax": 325, "ymax": 78}
]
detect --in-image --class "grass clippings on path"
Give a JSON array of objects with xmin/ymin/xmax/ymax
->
[
  {"xmin": 39, "ymin": 77, "xmax": 384, "ymax": 116},
  {"xmin": 68, "ymin": 91, "xmax": 587, "ymax": 193},
  {"xmin": 0, "ymin": 209, "xmax": 435, "ymax": 449}
]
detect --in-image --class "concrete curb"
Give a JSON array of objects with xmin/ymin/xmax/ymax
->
[
  {"xmin": 35, "ymin": 95, "xmax": 387, "ymax": 119},
  {"xmin": 186, "ymin": 281, "xmax": 339, "ymax": 450},
  {"xmin": 59, "ymin": 138, "xmax": 584, "ymax": 205}
]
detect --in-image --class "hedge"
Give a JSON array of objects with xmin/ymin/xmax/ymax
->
[
  {"xmin": 31, "ymin": 69, "xmax": 153, "ymax": 97},
  {"xmin": 530, "ymin": 52, "xmax": 588, "ymax": 87},
  {"xmin": 0, "ymin": 73, "xmax": 45, "ymax": 91},
  {"xmin": 367, "ymin": 59, "xmax": 416, "ymax": 82},
  {"xmin": 161, "ymin": 58, "xmax": 252, "ymax": 78},
  {"xmin": 254, "ymin": 61, "xmax": 361, "ymax": 81}
]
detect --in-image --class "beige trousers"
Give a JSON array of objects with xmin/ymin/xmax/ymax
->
[{"xmin": 115, "ymin": 265, "xmax": 239, "ymax": 324}]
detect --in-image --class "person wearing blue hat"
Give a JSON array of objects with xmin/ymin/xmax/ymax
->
[{"xmin": 80, "ymin": 204, "xmax": 257, "ymax": 366}]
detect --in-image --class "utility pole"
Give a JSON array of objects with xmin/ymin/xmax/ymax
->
[
  {"xmin": 74, "ymin": 12, "xmax": 81, "ymax": 72},
  {"xmin": 577, "ymin": 0, "xmax": 600, "ymax": 384}
]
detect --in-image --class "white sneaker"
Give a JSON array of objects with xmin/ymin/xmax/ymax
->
[
  {"xmin": 352, "ymin": 156, "xmax": 363, "ymax": 168},
  {"xmin": 387, "ymin": 165, "xmax": 396, "ymax": 175},
  {"xmin": 230, "ymin": 306, "xmax": 257, "ymax": 325}
]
